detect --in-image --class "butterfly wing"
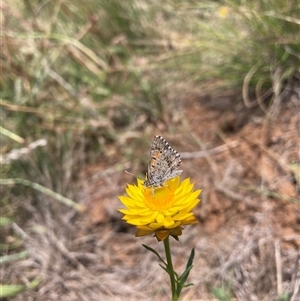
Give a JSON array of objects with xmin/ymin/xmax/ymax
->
[{"xmin": 144, "ymin": 136, "xmax": 182, "ymax": 187}]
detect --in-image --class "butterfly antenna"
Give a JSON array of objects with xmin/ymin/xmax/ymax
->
[{"xmin": 125, "ymin": 170, "xmax": 146, "ymax": 184}]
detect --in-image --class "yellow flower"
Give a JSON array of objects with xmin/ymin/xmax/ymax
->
[
  {"xmin": 218, "ymin": 6, "xmax": 229, "ymax": 18},
  {"xmin": 118, "ymin": 176, "xmax": 201, "ymax": 241}
]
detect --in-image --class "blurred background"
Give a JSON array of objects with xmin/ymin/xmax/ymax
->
[{"xmin": 1, "ymin": 1, "xmax": 299, "ymax": 300}]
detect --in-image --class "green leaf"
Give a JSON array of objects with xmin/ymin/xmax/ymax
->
[
  {"xmin": 176, "ymin": 265, "xmax": 193, "ymax": 296},
  {"xmin": 0, "ymin": 251, "xmax": 29, "ymax": 265},
  {"xmin": 186, "ymin": 248, "xmax": 195, "ymax": 271},
  {"xmin": 277, "ymin": 292, "xmax": 289, "ymax": 301},
  {"xmin": 0, "ymin": 284, "xmax": 26, "ymax": 297},
  {"xmin": 179, "ymin": 265, "xmax": 193, "ymax": 283},
  {"xmin": 180, "ymin": 248, "xmax": 195, "ymax": 284},
  {"xmin": 176, "ymin": 248, "xmax": 195, "ymax": 296},
  {"xmin": 142, "ymin": 244, "xmax": 167, "ymax": 266},
  {"xmin": 211, "ymin": 286, "xmax": 232, "ymax": 301},
  {"xmin": 159, "ymin": 263, "xmax": 169, "ymax": 274},
  {"xmin": 0, "ymin": 278, "xmax": 39, "ymax": 298},
  {"xmin": 181, "ymin": 282, "xmax": 194, "ymax": 288},
  {"xmin": 0, "ymin": 217, "xmax": 12, "ymax": 226}
]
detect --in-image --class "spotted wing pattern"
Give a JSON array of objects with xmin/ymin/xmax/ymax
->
[{"xmin": 144, "ymin": 135, "xmax": 182, "ymax": 187}]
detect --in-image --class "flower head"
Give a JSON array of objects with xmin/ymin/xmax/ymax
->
[
  {"xmin": 218, "ymin": 6, "xmax": 230, "ymax": 18},
  {"xmin": 119, "ymin": 176, "xmax": 201, "ymax": 241}
]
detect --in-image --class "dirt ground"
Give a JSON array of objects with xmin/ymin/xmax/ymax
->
[{"xmin": 8, "ymin": 95, "xmax": 300, "ymax": 301}]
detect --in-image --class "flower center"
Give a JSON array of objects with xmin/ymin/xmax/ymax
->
[{"xmin": 143, "ymin": 186, "xmax": 174, "ymax": 211}]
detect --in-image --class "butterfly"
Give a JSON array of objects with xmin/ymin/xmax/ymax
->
[{"xmin": 144, "ymin": 135, "xmax": 182, "ymax": 188}]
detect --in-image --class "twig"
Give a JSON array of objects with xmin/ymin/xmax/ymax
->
[
  {"xmin": 47, "ymin": 232, "xmax": 86, "ymax": 270},
  {"xmin": 282, "ymin": 235, "xmax": 300, "ymax": 242},
  {"xmin": 214, "ymin": 182, "xmax": 253, "ymax": 206},
  {"xmin": 70, "ymin": 252, "xmax": 98, "ymax": 262},
  {"xmin": 291, "ymin": 271, "xmax": 300, "ymax": 301},
  {"xmin": 275, "ymin": 239, "xmax": 283, "ymax": 296},
  {"xmin": 180, "ymin": 140, "xmax": 239, "ymax": 159},
  {"xmin": 46, "ymin": 67, "xmax": 77, "ymax": 97},
  {"xmin": 238, "ymin": 184, "xmax": 300, "ymax": 203},
  {"xmin": 11, "ymin": 222, "xmax": 30, "ymax": 240},
  {"xmin": 291, "ymin": 278, "xmax": 300, "ymax": 301},
  {"xmin": 187, "ymin": 132, "xmax": 219, "ymax": 176},
  {"xmin": 1, "ymin": 139, "xmax": 47, "ymax": 164},
  {"xmin": 242, "ymin": 136, "xmax": 293, "ymax": 176}
]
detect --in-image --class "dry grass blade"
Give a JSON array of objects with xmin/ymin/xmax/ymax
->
[{"xmin": 180, "ymin": 140, "xmax": 239, "ymax": 159}]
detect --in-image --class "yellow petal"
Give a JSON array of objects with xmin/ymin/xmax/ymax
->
[
  {"xmin": 126, "ymin": 186, "xmax": 143, "ymax": 201},
  {"xmin": 165, "ymin": 221, "xmax": 181, "ymax": 229},
  {"xmin": 118, "ymin": 195, "xmax": 143, "ymax": 208},
  {"xmin": 127, "ymin": 215, "xmax": 155, "ymax": 225},
  {"xmin": 173, "ymin": 211, "xmax": 193, "ymax": 221},
  {"xmin": 156, "ymin": 213, "xmax": 164, "ymax": 224},
  {"xmin": 149, "ymin": 222, "xmax": 164, "ymax": 229},
  {"xmin": 163, "ymin": 216, "xmax": 175, "ymax": 227}
]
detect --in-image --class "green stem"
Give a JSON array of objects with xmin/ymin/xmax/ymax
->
[{"xmin": 164, "ymin": 236, "xmax": 178, "ymax": 301}]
